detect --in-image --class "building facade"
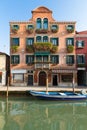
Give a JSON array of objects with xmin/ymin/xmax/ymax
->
[
  {"xmin": 76, "ymin": 31, "xmax": 87, "ymax": 86},
  {"xmin": 10, "ymin": 6, "xmax": 77, "ymax": 87},
  {"xmin": 0, "ymin": 52, "xmax": 10, "ymax": 86}
]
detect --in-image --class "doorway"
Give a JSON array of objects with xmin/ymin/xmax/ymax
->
[
  {"xmin": 28, "ymin": 75, "xmax": 33, "ymax": 86},
  {"xmin": 39, "ymin": 71, "xmax": 46, "ymax": 86},
  {"xmin": 77, "ymin": 70, "xmax": 86, "ymax": 86},
  {"xmin": 53, "ymin": 75, "xmax": 58, "ymax": 86}
]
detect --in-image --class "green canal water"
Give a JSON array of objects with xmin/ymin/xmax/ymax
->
[{"xmin": 0, "ymin": 97, "xmax": 87, "ymax": 130}]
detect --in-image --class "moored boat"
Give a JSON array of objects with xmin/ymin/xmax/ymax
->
[{"xmin": 28, "ymin": 90, "xmax": 87, "ymax": 101}]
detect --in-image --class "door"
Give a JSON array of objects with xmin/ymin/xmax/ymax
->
[
  {"xmin": 39, "ymin": 71, "xmax": 46, "ymax": 86},
  {"xmin": 53, "ymin": 75, "xmax": 58, "ymax": 86},
  {"xmin": 28, "ymin": 75, "xmax": 33, "ymax": 86}
]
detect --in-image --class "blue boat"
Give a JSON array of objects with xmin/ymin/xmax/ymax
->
[{"xmin": 28, "ymin": 90, "xmax": 87, "ymax": 101}]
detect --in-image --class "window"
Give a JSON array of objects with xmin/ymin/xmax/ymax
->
[
  {"xmin": 11, "ymin": 38, "xmax": 19, "ymax": 46},
  {"xmin": 12, "ymin": 25, "xmax": 19, "ymax": 30},
  {"xmin": 51, "ymin": 25, "xmax": 58, "ymax": 30},
  {"xmin": 26, "ymin": 25, "xmax": 34, "ymax": 29},
  {"xmin": 36, "ymin": 56, "xmax": 42, "ymax": 62},
  {"xmin": 51, "ymin": 55, "xmax": 59, "ymax": 64},
  {"xmin": 36, "ymin": 18, "xmax": 42, "ymax": 29},
  {"xmin": 43, "ymin": 18, "xmax": 48, "ymax": 29},
  {"xmin": 66, "ymin": 55, "xmax": 74, "ymax": 64},
  {"xmin": 26, "ymin": 38, "xmax": 34, "ymax": 45},
  {"xmin": 11, "ymin": 55, "xmax": 20, "ymax": 64},
  {"xmin": 61, "ymin": 75, "xmax": 73, "ymax": 82},
  {"xmin": 50, "ymin": 38, "xmax": 58, "ymax": 46},
  {"xmin": 76, "ymin": 40, "xmax": 84, "ymax": 48},
  {"xmin": 66, "ymin": 25, "xmax": 74, "ymax": 33},
  {"xmin": 66, "ymin": 38, "xmax": 74, "ymax": 46},
  {"xmin": 36, "ymin": 36, "xmax": 42, "ymax": 42},
  {"xmin": 43, "ymin": 56, "xmax": 48, "ymax": 62},
  {"xmin": 77, "ymin": 55, "xmax": 85, "ymax": 64},
  {"xmin": 13, "ymin": 74, "xmax": 24, "ymax": 82},
  {"xmin": 43, "ymin": 36, "xmax": 48, "ymax": 42},
  {"xmin": 26, "ymin": 55, "xmax": 34, "ymax": 64}
]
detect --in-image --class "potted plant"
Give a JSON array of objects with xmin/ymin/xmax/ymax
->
[
  {"xmin": 11, "ymin": 45, "xmax": 19, "ymax": 53},
  {"xmin": 51, "ymin": 25, "xmax": 58, "ymax": 33},
  {"xmin": 11, "ymin": 25, "xmax": 19, "ymax": 33},
  {"xmin": 26, "ymin": 45, "xmax": 34, "ymax": 53},
  {"xmin": 35, "ymin": 29, "xmax": 48, "ymax": 34},
  {"xmin": 66, "ymin": 25, "xmax": 74, "ymax": 33},
  {"xmin": 67, "ymin": 45, "xmax": 74, "ymax": 53},
  {"xmin": 51, "ymin": 46, "xmax": 58, "ymax": 53}
]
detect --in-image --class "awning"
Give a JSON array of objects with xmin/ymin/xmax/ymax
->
[
  {"xmin": 11, "ymin": 69, "xmax": 27, "ymax": 74},
  {"xmin": 34, "ymin": 51, "xmax": 50, "ymax": 56},
  {"xmin": 52, "ymin": 69, "xmax": 77, "ymax": 73}
]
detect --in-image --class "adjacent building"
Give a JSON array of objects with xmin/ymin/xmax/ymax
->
[
  {"xmin": 76, "ymin": 31, "xmax": 87, "ymax": 86},
  {"xmin": 0, "ymin": 52, "xmax": 10, "ymax": 86},
  {"xmin": 10, "ymin": 6, "xmax": 77, "ymax": 87}
]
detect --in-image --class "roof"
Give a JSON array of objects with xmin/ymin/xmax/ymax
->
[
  {"xmin": 32, "ymin": 6, "xmax": 52, "ymax": 13},
  {"xmin": 77, "ymin": 30, "xmax": 87, "ymax": 34},
  {"xmin": 0, "ymin": 52, "xmax": 9, "ymax": 56}
]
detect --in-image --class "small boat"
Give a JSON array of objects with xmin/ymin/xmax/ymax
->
[{"xmin": 28, "ymin": 90, "xmax": 87, "ymax": 101}]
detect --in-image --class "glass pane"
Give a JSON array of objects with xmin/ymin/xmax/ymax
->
[
  {"xmin": 43, "ymin": 18, "xmax": 48, "ymax": 29},
  {"xmin": 36, "ymin": 36, "xmax": 42, "ymax": 42},
  {"xmin": 43, "ymin": 36, "xmax": 48, "ymax": 42},
  {"xmin": 36, "ymin": 18, "xmax": 42, "ymax": 29},
  {"xmin": 26, "ymin": 38, "xmax": 34, "ymax": 45},
  {"xmin": 13, "ymin": 74, "xmax": 24, "ymax": 81},
  {"xmin": 12, "ymin": 38, "xmax": 19, "ymax": 46}
]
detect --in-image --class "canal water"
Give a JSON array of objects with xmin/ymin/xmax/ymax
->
[{"xmin": 0, "ymin": 97, "xmax": 87, "ymax": 130}]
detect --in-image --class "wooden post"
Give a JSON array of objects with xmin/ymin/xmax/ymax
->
[
  {"xmin": 72, "ymin": 73, "xmax": 75, "ymax": 93},
  {"xmin": 46, "ymin": 76, "xmax": 48, "ymax": 94},
  {"xmin": 7, "ymin": 77, "xmax": 9, "ymax": 97}
]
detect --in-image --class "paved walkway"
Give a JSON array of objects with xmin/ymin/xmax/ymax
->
[{"xmin": 0, "ymin": 86, "xmax": 87, "ymax": 92}]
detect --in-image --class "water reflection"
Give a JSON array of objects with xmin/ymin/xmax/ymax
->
[{"xmin": 0, "ymin": 97, "xmax": 87, "ymax": 130}]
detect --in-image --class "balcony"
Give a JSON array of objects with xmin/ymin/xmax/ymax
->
[
  {"xmin": 35, "ymin": 63, "xmax": 50, "ymax": 69},
  {"xmin": 35, "ymin": 29, "xmax": 48, "ymax": 34},
  {"xmin": 77, "ymin": 63, "xmax": 86, "ymax": 68},
  {"xmin": 33, "ymin": 42, "xmax": 58, "ymax": 53}
]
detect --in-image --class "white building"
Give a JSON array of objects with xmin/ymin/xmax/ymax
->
[{"xmin": 0, "ymin": 52, "xmax": 10, "ymax": 86}]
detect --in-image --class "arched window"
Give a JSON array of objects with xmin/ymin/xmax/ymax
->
[
  {"xmin": 43, "ymin": 18, "xmax": 48, "ymax": 29},
  {"xmin": 43, "ymin": 36, "xmax": 48, "ymax": 42},
  {"xmin": 36, "ymin": 36, "xmax": 42, "ymax": 42},
  {"xmin": 36, "ymin": 18, "xmax": 42, "ymax": 29}
]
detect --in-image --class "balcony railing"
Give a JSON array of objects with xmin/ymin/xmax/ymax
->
[{"xmin": 35, "ymin": 63, "xmax": 50, "ymax": 69}]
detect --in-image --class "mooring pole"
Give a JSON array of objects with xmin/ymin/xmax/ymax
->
[
  {"xmin": 46, "ymin": 75, "xmax": 48, "ymax": 94},
  {"xmin": 7, "ymin": 77, "xmax": 9, "ymax": 97},
  {"xmin": 72, "ymin": 73, "xmax": 75, "ymax": 93}
]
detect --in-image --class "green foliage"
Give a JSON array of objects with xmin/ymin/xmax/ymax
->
[
  {"xmin": 33, "ymin": 42, "xmax": 52, "ymax": 51},
  {"xmin": 51, "ymin": 25, "xmax": 58, "ymax": 33},
  {"xmin": 35, "ymin": 29, "xmax": 48, "ymax": 33},
  {"xmin": 26, "ymin": 45, "xmax": 34, "ymax": 53},
  {"xmin": 66, "ymin": 25, "xmax": 74, "ymax": 33},
  {"xmin": 11, "ymin": 45, "xmax": 18, "ymax": 52},
  {"xmin": 67, "ymin": 45, "xmax": 74, "ymax": 53},
  {"xmin": 51, "ymin": 46, "xmax": 58, "ymax": 53}
]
